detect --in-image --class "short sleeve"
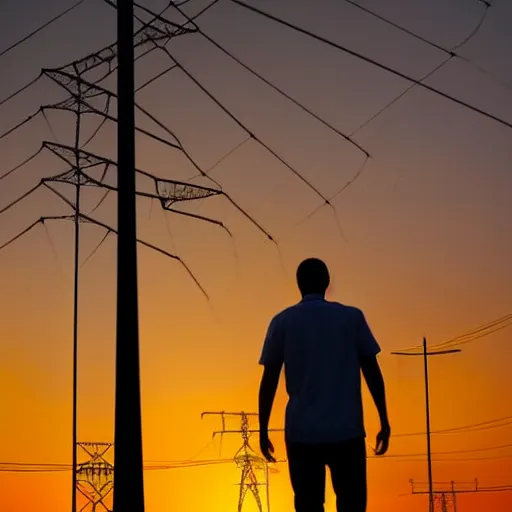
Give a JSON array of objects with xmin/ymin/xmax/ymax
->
[
  {"xmin": 259, "ymin": 314, "xmax": 285, "ymax": 366},
  {"xmin": 355, "ymin": 309, "xmax": 381, "ymax": 357}
]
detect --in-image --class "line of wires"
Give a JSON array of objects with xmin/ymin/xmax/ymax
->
[
  {"xmin": 0, "ymin": 68, "xmax": 276, "ymax": 242},
  {"xmin": 0, "ymin": 1, "xmax": 280, "ymax": 306},
  {"xmin": 3, "ymin": 441, "xmax": 512, "ymax": 473},
  {"xmin": 3, "ymin": 412, "xmax": 512, "ymax": 473},
  {"xmin": 227, "ymin": 0, "xmax": 512, "ymax": 131},
  {"xmin": 93, "ymin": 1, "xmax": 369, "ymax": 237},
  {"xmin": 395, "ymin": 313, "xmax": 512, "ymax": 353},
  {"xmin": 4, "ymin": 0, "xmax": 508, "ymax": 211},
  {"xmin": 1, "ymin": 0, "xmax": 375, "ymax": 250},
  {"xmin": 0, "ymin": 0, "xmax": 86, "ymax": 59},
  {"xmin": 0, "ymin": 458, "xmax": 235, "ymax": 473},
  {"xmin": 344, "ymin": 0, "xmax": 497, "ymax": 136},
  {"xmin": 166, "ymin": 1, "xmax": 373, "ymax": 223},
  {"xmin": 394, "ymin": 414, "xmax": 512, "ymax": 438},
  {"xmin": 0, "ymin": 0, "xmax": 199, "ymax": 108}
]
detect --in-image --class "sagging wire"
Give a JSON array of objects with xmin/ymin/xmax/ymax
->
[
  {"xmin": 79, "ymin": 210, "xmax": 210, "ymax": 300},
  {"xmin": 346, "ymin": 0, "xmax": 497, "ymax": 136},
  {"xmin": 158, "ymin": 47, "xmax": 331, "ymax": 208},
  {"xmin": 0, "ymin": 110, "xmax": 42, "ymax": 142},
  {"xmin": 0, "ymin": 208, "xmax": 210, "ymax": 301},
  {"xmin": 43, "ymin": 221, "xmax": 65, "ymax": 275},
  {"xmin": 0, "ymin": 0, "xmax": 86, "ymax": 59},
  {"xmin": 173, "ymin": 1, "xmax": 370, "ymax": 158},
  {"xmin": 227, "ymin": 0, "xmax": 512, "ymax": 132},
  {"xmin": 394, "ymin": 313, "xmax": 512, "ymax": 353},
  {"xmin": 80, "ymin": 230, "xmax": 111, "ymax": 267},
  {"xmin": 184, "ymin": 135, "xmax": 252, "ymax": 184},
  {"xmin": 0, "ymin": 215, "xmax": 72, "ymax": 252}
]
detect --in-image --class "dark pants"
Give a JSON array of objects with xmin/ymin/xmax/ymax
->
[{"xmin": 285, "ymin": 437, "xmax": 367, "ymax": 512}]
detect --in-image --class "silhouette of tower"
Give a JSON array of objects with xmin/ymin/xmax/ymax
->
[
  {"xmin": 76, "ymin": 442, "xmax": 114, "ymax": 512},
  {"xmin": 433, "ymin": 491, "xmax": 456, "ymax": 512},
  {"xmin": 409, "ymin": 479, "xmax": 485, "ymax": 512},
  {"xmin": 202, "ymin": 411, "xmax": 283, "ymax": 512}
]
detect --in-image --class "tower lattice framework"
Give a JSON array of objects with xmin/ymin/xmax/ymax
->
[
  {"xmin": 432, "ymin": 492, "xmax": 456, "ymax": 512},
  {"xmin": 76, "ymin": 442, "xmax": 114, "ymax": 512},
  {"xmin": 202, "ymin": 411, "xmax": 283, "ymax": 512},
  {"xmin": 234, "ymin": 412, "xmax": 266, "ymax": 512}
]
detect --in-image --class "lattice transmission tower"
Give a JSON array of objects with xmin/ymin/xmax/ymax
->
[
  {"xmin": 202, "ymin": 411, "xmax": 283, "ymax": 512},
  {"xmin": 408, "ymin": 478, "xmax": 512, "ymax": 511},
  {"xmin": 76, "ymin": 442, "xmax": 114, "ymax": 512}
]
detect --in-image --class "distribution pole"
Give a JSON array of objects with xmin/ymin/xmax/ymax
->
[
  {"xmin": 392, "ymin": 338, "xmax": 460, "ymax": 512},
  {"xmin": 113, "ymin": 0, "xmax": 145, "ymax": 511},
  {"xmin": 423, "ymin": 338, "xmax": 433, "ymax": 511}
]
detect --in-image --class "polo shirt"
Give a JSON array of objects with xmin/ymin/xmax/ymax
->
[{"xmin": 259, "ymin": 294, "xmax": 381, "ymax": 443}]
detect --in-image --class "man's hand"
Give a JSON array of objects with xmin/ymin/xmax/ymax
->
[
  {"xmin": 259, "ymin": 432, "xmax": 276, "ymax": 462},
  {"xmin": 374, "ymin": 423, "xmax": 391, "ymax": 456}
]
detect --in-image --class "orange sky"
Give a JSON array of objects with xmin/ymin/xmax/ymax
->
[{"xmin": 1, "ymin": 0, "xmax": 512, "ymax": 511}]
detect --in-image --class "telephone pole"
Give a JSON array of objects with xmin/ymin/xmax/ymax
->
[
  {"xmin": 113, "ymin": 0, "xmax": 145, "ymax": 511},
  {"xmin": 392, "ymin": 338, "xmax": 461, "ymax": 512}
]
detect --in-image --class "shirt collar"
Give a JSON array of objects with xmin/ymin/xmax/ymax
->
[{"xmin": 301, "ymin": 293, "xmax": 325, "ymax": 302}]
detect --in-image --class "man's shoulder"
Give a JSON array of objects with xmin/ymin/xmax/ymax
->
[
  {"xmin": 272, "ymin": 304, "xmax": 297, "ymax": 321},
  {"xmin": 273, "ymin": 301, "xmax": 365, "ymax": 320},
  {"xmin": 326, "ymin": 301, "xmax": 364, "ymax": 317}
]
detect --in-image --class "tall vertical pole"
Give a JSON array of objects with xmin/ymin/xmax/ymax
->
[
  {"xmin": 113, "ymin": 0, "xmax": 145, "ymax": 510},
  {"xmin": 391, "ymin": 342, "xmax": 460, "ymax": 512},
  {"xmin": 423, "ymin": 337, "xmax": 433, "ymax": 512},
  {"xmin": 71, "ymin": 75, "xmax": 82, "ymax": 512},
  {"xmin": 265, "ymin": 463, "xmax": 270, "ymax": 512}
]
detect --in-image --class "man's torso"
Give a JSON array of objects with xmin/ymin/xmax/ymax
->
[{"xmin": 274, "ymin": 296, "xmax": 376, "ymax": 443}]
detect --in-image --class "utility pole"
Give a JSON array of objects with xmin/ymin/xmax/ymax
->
[
  {"xmin": 392, "ymin": 338, "xmax": 461, "ymax": 512},
  {"xmin": 113, "ymin": 0, "xmax": 145, "ymax": 510}
]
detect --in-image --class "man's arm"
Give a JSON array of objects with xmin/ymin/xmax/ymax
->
[
  {"xmin": 360, "ymin": 356, "xmax": 389, "ymax": 427},
  {"xmin": 355, "ymin": 309, "xmax": 390, "ymax": 455},
  {"xmin": 258, "ymin": 314, "xmax": 284, "ymax": 461},
  {"xmin": 258, "ymin": 363, "xmax": 282, "ymax": 436}
]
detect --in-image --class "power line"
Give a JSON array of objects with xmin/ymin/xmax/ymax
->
[
  {"xmin": 343, "ymin": 0, "xmax": 496, "ymax": 135},
  {"xmin": 0, "ymin": 0, "xmax": 86, "ymax": 59},
  {"xmin": 159, "ymin": 46, "xmax": 332, "ymax": 206},
  {"xmin": 396, "ymin": 313, "xmax": 512, "ymax": 353},
  {"xmin": 383, "ymin": 442, "xmax": 512, "ymax": 458},
  {"xmin": 0, "ymin": 208, "xmax": 210, "ymax": 299},
  {"xmin": 3, "ymin": 441, "xmax": 512, "ymax": 472},
  {"xmin": 174, "ymin": 2, "xmax": 370, "ymax": 158},
  {"xmin": 228, "ymin": 0, "xmax": 512, "ymax": 131},
  {"xmin": 345, "ymin": 0, "xmax": 491, "ymax": 54},
  {"xmin": 432, "ymin": 314, "xmax": 512, "ymax": 350},
  {"xmin": 0, "ymin": 0, "xmax": 215, "ymax": 109},
  {"xmin": 394, "ymin": 414, "xmax": 512, "ymax": 438}
]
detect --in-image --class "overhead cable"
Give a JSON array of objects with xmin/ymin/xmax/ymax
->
[{"xmin": 228, "ymin": 0, "xmax": 512, "ymax": 131}]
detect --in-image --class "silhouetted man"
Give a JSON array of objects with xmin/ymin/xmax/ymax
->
[{"xmin": 258, "ymin": 258, "xmax": 390, "ymax": 512}]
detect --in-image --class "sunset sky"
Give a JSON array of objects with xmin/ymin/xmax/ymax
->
[{"xmin": 1, "ymin": 0, "xmax": 511, "ymax": 511}]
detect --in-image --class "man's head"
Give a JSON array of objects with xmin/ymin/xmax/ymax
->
[{"xmin": 296, "ymin": 258, "xmax": 330, "ymax": 297}]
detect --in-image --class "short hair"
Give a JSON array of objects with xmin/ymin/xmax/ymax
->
[{"xmin": 296, "ymin": 258, "xmax": 330, "ymax": 295}]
